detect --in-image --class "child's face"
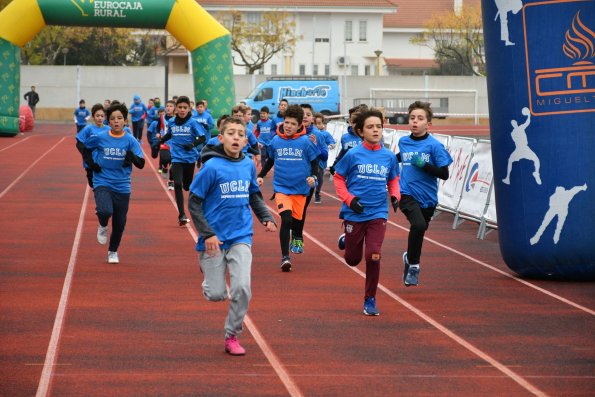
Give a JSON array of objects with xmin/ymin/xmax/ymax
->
[
  {"xmin": 315, "ymin": 117, "xmax": 325, "ymax": 130},
  {"xmin": 166, "ymin": 103, "xmax": 175, "ymax": 115},
  {"xmin": 218, "ymin": 122, "xmax": 247, "ymax": 158},
  {"xmin": 79, "ymin": 102, "xmax": 85, "ymax": 108},
  {"xmin": 93, "ymin": 110, "xmax": 105, "ymax": 126},
  {"xmin": 409, "ymin": 109, "xmax": 431, "ymax": 137},
  {"xmin": 360, "ymin": 116, "xmax": 383, "ymax": 145},
  {"xmin": 243, "ymin": 111, "xmax": 251, "ymax": 123},
  {"xmin": 278, "ymin": 101, "xmax": 288, "ymax": 113},
  {"xmin": 109, "ymin": 110, "xmax": 126, "ymax": 134},
  {"xmin": 176, "ymin": 103, "xmax": 190, "ymax": 118},
  {"xmin": 283, "ymin": 117, "xmax": 300, "ymax": 136},
  {"xmin": 197, "ymin": 104, "xmax": 205, "ymax": 112},
  {"xmin": 302, "ymin": 108, "xmax": 313, "ymax": 128},
  {"xmin": 260, "ymin": 111, "xmax": 268, "ymax": 120}
]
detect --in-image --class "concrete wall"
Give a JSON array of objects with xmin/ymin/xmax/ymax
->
[{"xmin": 20, "ymin": 65, "xmax": 487, "ymax": 121}]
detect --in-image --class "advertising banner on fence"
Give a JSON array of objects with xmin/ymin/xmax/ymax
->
[
  {"xmin": 438, "ymin": 136, "xmax": 475, "ymax": 211},
  {"xmin": 458, "ymin": 140, "xmax": 493, "ymax": 220}
]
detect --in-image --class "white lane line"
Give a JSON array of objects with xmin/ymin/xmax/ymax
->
[
  {"xmin": 0, "ymin": 136, "xmax": 32, "ymax": 152},
  {"xmin": 144, "ymin": 152, "xmax": 304, "ymax": 397},
  {"xmin": 36, "ymin": 185, "xmax": 90, "ymax": 397},
  {"xmin": 296, "ymin": 223, "xmax": 549, "ymax": 397},
  {"xmin": 320, "ymin": 190, "xmax": 595, "ymax": 316},
  {"xmin": 0, "ymin": 137, "xmax": 66, "ymax": 200}
]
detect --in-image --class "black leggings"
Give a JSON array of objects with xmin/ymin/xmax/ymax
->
[
  {"xmin": 279, "ymin": 210, "xmax": 293, "ymax": 257},
  {"xmin": 399, "ymin": 194, "xmax": 435, "ymax": 264},
  {"xmin": 132, "ymin": 120, "xmax": 144, "ymax": 141},
  {"xmin": 94, "ymin": 186, "xmax": 130, "ymax": 252},
  {"xmin": 170, "ymin": 162, "xmax": 195, "ymax": 217}
]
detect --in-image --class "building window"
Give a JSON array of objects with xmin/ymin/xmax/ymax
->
[
  {"xmin": 271, "ymin": 64, "xmax": 278, "ymax": 75},
  {"xmin": 344, "ymin": 20, "xmax": 353, "ymax": 42},
  {"xmin": 351, "ymin": 64, "xmax": 359, "ymax": 76},
  {"xmin": 299, "ymin": 64, "xmax": 306, "ymax": 75},
  {"xmin": 245, "ymin": 12, "xmax": 261, "ymax": 24},
  {"xmin": 315, "ymin": 38, "xmax": 330, "ymax": 43},
  {"xmin": 364, "ymin": 65, "xmax": 371, "ymax": 76},
  {"xmin": 359, "ymin": 20, "xmax": 367, "ymax": 42},
  {"xmin": 324, "ymin": 64, "xmax": 330, "ymax": 75},
  {"xmin": 313, "ymin": 64, "xmax": 319, "ymax": 76}
]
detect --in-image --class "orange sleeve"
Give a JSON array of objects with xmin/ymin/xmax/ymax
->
[
  {"xmin": 388, "ymin": 176, "xmax": 401, "ymax": 201},
  {"xmin": 333, "ymin": 173, "xmax": 355, "ymax": 206}
]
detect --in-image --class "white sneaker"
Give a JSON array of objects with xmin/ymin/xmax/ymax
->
[
  {"xmin": 97, "ymin": 225, "xmax": 108, "ymax": 245},
  {"xmin": 107, "ymin": 251, "xmax": 119, "ymax": 264}
]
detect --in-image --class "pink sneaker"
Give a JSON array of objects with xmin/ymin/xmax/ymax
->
[{"xmin": 224, "ymin": 335, "xmax": 246, "ymax": 356}]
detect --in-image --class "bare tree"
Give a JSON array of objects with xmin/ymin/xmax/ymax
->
[
  {"xmin": 218, "ymin": 10, "xmax": 300, "ymax": 74},
  {"xmin": 411, "ymin": 6, "xmax": 485, "ymax": 76}
]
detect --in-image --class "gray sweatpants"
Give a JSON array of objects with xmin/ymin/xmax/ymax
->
[{"xmin": 199, "ymin": 243, "xmax": 252, "ymax": 338}]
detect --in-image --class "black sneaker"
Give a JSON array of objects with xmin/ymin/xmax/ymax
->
[
  {"xmin": 338, "ymin": 233, "xmax": 346, "ymax": 250},
  {"xmin": 280, "ymin": 255, "xmax": 292, "ymax": 272},
  {"xmin": 314, "ymin": 194, "xmax": 321, "ymax": 204},
  {"xmin": 178, "ymin": 215, "xmax": 190, "ymax": 226}
]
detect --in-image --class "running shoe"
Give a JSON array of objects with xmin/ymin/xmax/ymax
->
[
  {"xmin": 338, "ymin": 233, "xmax": 346, "ymax": 250},
  {"xmin": 403, "ymin": 251, "xmax": 420, "ymax": 287},
  {"xmin": 107, "ymin": 251, "xmax": 119, "ymax": 264},
  {"xmin": 290, "ymin": 238, "xmax": 304, "ymax": 254},
  {"xmin": 178, "ymin": 215, "xmax": 190, "ymax": 226},
  {"xmin": 167, "ymin": 181, "xmax": 174, "ymax": 190},
  {"xmin": 314, "ymin": 193, "xmax": 321, "ymax": 204},
  {"xmin": 224, "ymin": 335, "xmax": 246, "ymax": 356},
  {"xmin": 97, "ymin": 225, "xmax": 108, "ymax": 245},
  {"xmin": 280, "ymin": 255, "xmax": 292, "ymax": 272},
  {"xmin": 402, "ymin": 251, "xmax": 409, "ymax": 282},
  {"xmin": 363, "ymin": 296, "xmax": 380, "ymax": 316}
]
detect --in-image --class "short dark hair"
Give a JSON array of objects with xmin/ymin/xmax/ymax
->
[
  {"xmin": 197, "ymin": 101, "xmax": 205, "ymax": 107},
  {"xmin": 176, "ymin": 96, "xmax": 191, "ymax": 106},
  {"xmin": 348, "ymin": 104, "xmax": 368, "ymax": 116},
  {"xmin": 408, "ymin": 100, "xmax": 433, "ymax": 121},
  {"xmin": 217, "ymin": 114, "xmax": 230, "ymax": 129},
  {"xmin": 107, "ymin": 102, "xmax": 128, "ymax": 120},
  {"xmin": 220, "ymin": 116, "xmax": 246, "ymax": 134},
  {"xmin": 284, "ymin": 104, "xmax": 304, "ymax": 124},
  {"xmin": 91, "ymin": 103, "xmax": 105, "ymax": 116},
  {"xmin": 299, "ymin": 103, "xmax": 314, "ymax": 112},
  {"xmin": 79, "ymin": 99, "xmax": 86, "ymax": 105},
  {"xmin": 279, "ymin": 98, "xmax": 289, "ymax": 104},
  {"xmin": 260, "ymin": 106, "xmax": 270, "ymax": 113},
  {"xmin": 353, "ymin": 109, "xmax": 384, "ymax": 135}
]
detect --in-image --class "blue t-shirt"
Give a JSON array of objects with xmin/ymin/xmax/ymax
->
[
  {"xmin": 256, "ymin": 118, "xmax": 277, "ymax": 146},
  {"xmin": 189, "ymin": 156, "xmax": 260, "ymax": 251},
  {"xmin": 74, "ymin": 107, "xmax": 90, "ymax": 126},
  {"xmin": 334, "ymin": 144, "xmax": 399, "ymax": 222},
  {"xmin": 341, "ymin": 127, "xmax": 363, "ymax": 150},
  {"xmin": 166, "ymin": 117, "xmax": 207, "ymax": 163},
  {"xmin": 85, "ymin": 131, "xmax": 144, "ymax": 194},
  {"xmin": 193, "ymin": 111, "xmax": 215, "ymax": 131},
  {"xmin": 244, "ymin": 129, "xmax": 258, "ymax": 156},
  {"xmin": 398, "ymin": 134, "xmax": 453, "ymax": 208},
  {"xmin": 272, "ymin": 113, "xmax": 284, "ymax": 126},
  {"xmin": 147, "ymin": 120, "xmax": 161, "ymax": 146},
  {"xmin": 77, "ymin": 124, "xmax": 110, "ymax": 168},
  {"xmin": 147, "ymin": 106, "xmax": 164, "ymax": 124},
  {"xmin": 129, "ymin": 102, "xmax": 148, "ymax": 122},
  {"xmin": 266, "ymin": 133, "xmax": 319, "ymax": 195},
  {"xmin": 306, "ymin": 125, "xmax": 329, "ymax": 165}
]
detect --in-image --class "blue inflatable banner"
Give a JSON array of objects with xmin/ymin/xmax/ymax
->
[{"xmin": 481, "ymin": 0, "xmax": 594, "ymax": 279}]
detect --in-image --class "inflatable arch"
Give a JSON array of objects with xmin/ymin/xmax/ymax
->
[{"xmin": 0, "ymin": 0, "xmax": 235, "ymax": 136}]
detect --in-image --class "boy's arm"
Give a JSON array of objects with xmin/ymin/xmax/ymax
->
[
  {"xmin": 310, "ymin": 159, "xmax": 320, "ymax": 178},
  {"xmin": 411, "ymin": 154, "xmax": 449, "ymax": 180},
  {"xmin": 249, "ymin": 191, "xmax": 276, "ymax": 226},
  {"xmin": 257, "ymin": 157, "xmax": 275, "ymax": 178},
  {"xmin": 188, "ymin": 193, "xmax": 216, "ymax": 239}
]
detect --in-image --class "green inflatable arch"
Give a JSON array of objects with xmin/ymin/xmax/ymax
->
[{"xmin": 0, "ymin": 0, "xmax": 235, "ymax": 136}]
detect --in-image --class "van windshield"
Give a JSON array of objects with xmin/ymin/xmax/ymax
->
[{"xmin": 247, "ymin": 87, "xmax": 260, "ymax": 99}]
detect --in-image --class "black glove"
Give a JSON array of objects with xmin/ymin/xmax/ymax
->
[
  {"xmin": 349, "ymin": 197, "xmax": 364, "ymax": 214},
  {"xmin": 183, "ymin": 143, "xmax": 194, "ymax": 151},
  {"xmin": 391, "ymin": 196, "xmax": 399, "ymax": 213},
  {"xmin": 122, "ymin": 150, "xmax": 134, "ymax": 167},
  {"xmin": 329, "ymin": 166, "xmax": 335, "ymax": 176}
]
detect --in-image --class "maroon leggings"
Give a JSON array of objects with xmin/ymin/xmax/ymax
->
[{"xmin": 343, "ymin": 218, "xmax": 387, "ymax": 299}]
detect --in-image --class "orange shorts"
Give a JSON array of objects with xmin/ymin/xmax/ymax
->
[{"xmin": 275, "ymin": 193, "xmax": 307, "ymax": 220}]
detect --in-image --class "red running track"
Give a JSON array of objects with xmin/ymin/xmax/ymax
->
[{"xmin": 0, "ymin": 125, "xmax": 593, "ymax": 397}]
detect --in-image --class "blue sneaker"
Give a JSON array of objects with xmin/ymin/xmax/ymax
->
[
  {"xmin": 403, "ymin": 252, "xmax": 420, "ymax": 287},
  {"xmin": 280, "ymin": 255, "xmax": 292, "ymax": 272},
  {"xmin": 338, "ymin": 233, "xmax": 346, "ymax": 250},
  {"xmin": 363, "ymin": 296, "xmax": 380, "ymax": 316},
  {"xmin": 290, "ymin": 238, "xmax": 303, "ymax": 254}
]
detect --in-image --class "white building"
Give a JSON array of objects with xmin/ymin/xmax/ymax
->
[{"xmin": 163, "ymin": 0, "xmax": 481, "ymax": 76}]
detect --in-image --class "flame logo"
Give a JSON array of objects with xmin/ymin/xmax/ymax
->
[{"xmin": 562, "ymin": 11, "xmax": 595, "ymax": 65}]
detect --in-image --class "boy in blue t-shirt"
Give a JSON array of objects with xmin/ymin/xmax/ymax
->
[
  {"xmin": 76, "ymin": 103, "xmax": 110, "ymax": 188},
  {"xmin": 192, "ymin": 100, "xmax": 215, "ymax": 132},
  {"xmin": 74, "ymin": 99, "xmax": 91, "ymax": 133},
  {"xmin": 188, "ymin": 117, "xmax": 276, "ymax": 356},
  {"xmin": 147, "ymin": 108, "xmax": 165, "ymax": 159},
  {"xmin": 129, "ymin": 95, "xmax": 148, "ymax": 143},
  {"xmin": 397, "ymin": 101, "xmax": 452, "ymax": 287},
  {"xmin": 84, "ymin": 102, "xmax": 145, "ymax": 264},
  {"xmin": 160, "ymin": 96, "xmax": 207, "ymax": 226},
  {"xmin": 333, "ymin": 109, "xmax": 400, "ymax": 316},
  {"xmin": 313, "ymin": 112, "xmax": 336, "ymax": 203},
  {"xmin": 255, "ymin": 106, "xmax": 277, "ymax": 170},
  {"xmin": 257, "ymin": 105, "xmax": 320, "ymax": 272}
]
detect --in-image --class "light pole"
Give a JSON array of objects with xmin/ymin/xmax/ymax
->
[
  {"xmin": 61, "ymin": 47, "xmax": 69, "ymax": 66},
  {"xmin": 374, "ymin": 49, "xmax": 383, "ymax": 77}
]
